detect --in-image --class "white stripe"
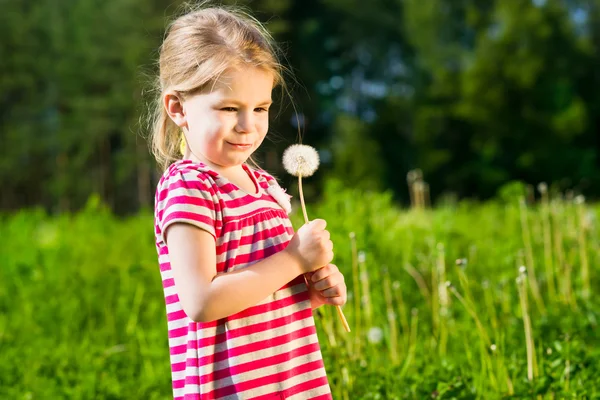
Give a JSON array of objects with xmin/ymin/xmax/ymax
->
[
  {"xmin": 234, "ymin": 366, "xmax": 329, "ymax": 399},
  {"xmin": 224, "ymin": 234, "xmax": 291, "ymax": 267},
  {"xmin": 223, "ymin": 296, "xmax": 310, "ymax": 332},
  {"xmin": 285, "ymin": 378, "xmax": 331, "ymax": 399},
  {"xmin": 210, "ymin": 332, "xmax": 320, "ymax": 372},
  {"xmin": 199, "ymin": 347, "xmax": 325, "ymax": 394},
  {"xmin": 167, "ymin": 317, "xmax": 189, "ymax": 331},
  {"xmin": 204, "ymin": 310, "xmax": 314, "ymax": 360}
]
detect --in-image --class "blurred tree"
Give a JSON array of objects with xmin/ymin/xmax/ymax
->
[
  {"xmin": 4, "ymin": 0, "xmax": 600, "ymax": 212},
  {"xmin": 403, "ymin": 0, "xmax": 600, "ymax": 199}
]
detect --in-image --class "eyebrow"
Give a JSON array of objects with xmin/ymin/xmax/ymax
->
[{"xmin": 219, "ymin": 99, "xmax": 273, "ymax": 106}]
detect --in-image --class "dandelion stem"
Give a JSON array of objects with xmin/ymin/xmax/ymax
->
[
  {"xmin": 298, "ymin": 174, "xmax": 309, "ymax": 224},
  {"xmin": 519, "ymin": 197, "xmax": 546, "ymax": 314},
  {"xmin": 575, "ymin": 199, "xmax": 590, "ymax": 300},
  {"xmin": 517, "ymin": 274, "xmax": 538, "ymax": 382},
  {"xmin": 349, "ymin": 233, "xmax": 361, "ymax": 355},
  {"xmin": 541, "ymin": 192, "xmax": 557, "ymax": 299},
  {"xmin": 298, "ymin": 173, "xmax": 350, "ymax": 333}
]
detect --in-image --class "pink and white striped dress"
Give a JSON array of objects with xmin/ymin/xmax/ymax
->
[{"xmin": 154, "ymin": 159, "xmax": 332, "ymax": 400}]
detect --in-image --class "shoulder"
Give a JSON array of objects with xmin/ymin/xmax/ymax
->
[
  {"xmin": 158, "ymin": 160, "xmax": 219, "ymax": 191},
  {"xmin": 155, "ymin": 160, "xmax": 222, "ymax": 209},
  {"xmin": 251, "ymin": 167, "xmax": 281, "ymax": 188}
]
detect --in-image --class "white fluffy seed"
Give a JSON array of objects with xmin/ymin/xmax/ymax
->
[{"xmin": 282, "ymin": 144, "xmax": 320, "ymax": 177}]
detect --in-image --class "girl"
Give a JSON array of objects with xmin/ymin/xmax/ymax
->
[{"xmin": 150, "ymin": 5, "xmax": 347, "ymax": 400}]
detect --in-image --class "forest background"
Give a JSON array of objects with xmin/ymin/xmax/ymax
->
[{"xmin": 4, "ymin": 0, "xmax": 600, "ymax": 212}]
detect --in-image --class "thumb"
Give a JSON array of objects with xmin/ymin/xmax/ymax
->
[{"xmin": 309, "ymin": 218, "xmax": 327, "ymax": 230}]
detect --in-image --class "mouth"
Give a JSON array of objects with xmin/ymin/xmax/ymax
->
[{"xmin": 227, "ymin": 142, "xmax": 253, "ymax": 150}]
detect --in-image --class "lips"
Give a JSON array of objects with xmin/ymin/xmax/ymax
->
[{"xmin": 227, "ymin": 142, "xmax": 252, "ymax": 149}]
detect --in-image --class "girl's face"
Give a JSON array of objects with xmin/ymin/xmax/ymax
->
[{"xmin": 181, "ymin": 66, "xmax": 274, "ymax": 170}]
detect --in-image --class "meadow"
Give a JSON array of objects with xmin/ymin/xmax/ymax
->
[{"xmin": 2, "ymin": 180, "xmax": 600, "ymax": 399}]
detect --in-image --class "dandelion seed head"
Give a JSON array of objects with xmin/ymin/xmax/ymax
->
[
  {"xmin": 342, "ymin": 367, "xmax": 350, "ymax": 384},
  {"xmin": 516, "ymin": 276, "xmax": 523, "ymax": 285},
  {"xmin": 519, "ymin": 266, "xmax": 527, "ymax": 274},
  {"xmin": 490, "ymin": 344, "xmax": 497, "ymax": 352},
  {"xmin": 367, "ymin": 327, "xmax": 384, "ymax": 344},
  {"xmin": 445, "ymin": 281, "xmax": 452, "ymax": 288},
  {"xmin": 546, "ymin": 347, "xmax": 552, "ymax": 355},
  {"xmin": 282, "ymin": 144, "xmax": 320, "ymax": 177},
  {"xmin": 349, "ymin": 232, "xmax": 356, "ymax": 239},
  {"xmin": 358, "ymin": 251, "xmax": 366, "ymax": 263},
  {"xmin": 537, "ymin": 182, "xmax": 548, "ymax": 194},
  {"xmin": 481, "ymin": 280, "xmax": 489, "ymax": 289},
  {"xmin": 392, "ymin": 281, "xmax": 401, "ymax": 290},
  {"xmin": 455, "ymin": 258, "xmax": 468, "ymax": 267}
]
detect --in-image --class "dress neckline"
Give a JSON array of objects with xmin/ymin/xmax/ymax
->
[{"xmin": 176, "ymin": 159, "xmax": 264, "ymax": 198}]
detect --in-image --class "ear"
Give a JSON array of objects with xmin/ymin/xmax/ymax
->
[{"xmin": 164, "ymin": 93, "xmax": 187, "ymax": 128}]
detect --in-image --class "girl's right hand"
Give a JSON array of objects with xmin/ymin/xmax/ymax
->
[{"xmin": 286, "ymin": 219, "xmax": 334, "ymax": 274}]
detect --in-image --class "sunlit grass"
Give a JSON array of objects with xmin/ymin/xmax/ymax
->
[{"xmin": 2, "ymin": 182, "xmax": 600, "ymax": 399}]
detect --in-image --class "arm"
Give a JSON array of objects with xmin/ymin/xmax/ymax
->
[{"xmin": 165, "ymin": 219, "xmax": 332, "ymax": 322}]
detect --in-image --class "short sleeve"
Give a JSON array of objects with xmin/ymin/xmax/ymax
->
[{"xmin": 156, "ymin": 170, "xmax": 220, "ymax": 243}]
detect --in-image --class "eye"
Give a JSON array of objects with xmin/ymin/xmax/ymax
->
[
  {"xmin": 221, "ymin": 107, "xmax": 237, "ymax": 112},
  {"xmin": 254, "ymin": 107, "xmax": 269, "ymax": 112}
]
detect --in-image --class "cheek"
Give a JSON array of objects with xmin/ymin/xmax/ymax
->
[{"xmin": 258, "ymin": 116, "xmax": 269, "ymax": 134}]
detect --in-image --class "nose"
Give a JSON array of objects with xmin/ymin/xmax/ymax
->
[{"xmin": 235, "ymin": 111, "xmax": 254, "ymax": 133}]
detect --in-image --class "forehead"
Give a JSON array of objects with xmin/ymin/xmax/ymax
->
[{"xmin": 209, "ymin": 67, "xmax": 274, "ymax": 99}]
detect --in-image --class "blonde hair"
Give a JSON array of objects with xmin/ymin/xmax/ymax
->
[{"xmin": 148, "ymin": 3, "xmax": 287, "ymax": 171}]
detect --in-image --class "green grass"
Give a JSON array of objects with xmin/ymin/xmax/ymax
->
[{"xmin": 2, "ymin": 182, "xmax": 600, "ymax": 399}]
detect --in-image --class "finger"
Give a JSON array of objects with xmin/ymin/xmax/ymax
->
[
  {"xmin": 326, "ymin": 296, "xmax": 346, "ymax": 306},
  {"xmin": 321, "ymin": 230, "xmax": 331, "ymax": 241},
  {"xmin": 324, "ymin": 240, "xmax": 334, "ymax": 252},
  {"xmin": 310, "ymin": 264, "xmax": 337, "ymax": 282},
  {"xmin": 313, "ymin": 271, "xmax": 344, "ymax": 291},
  {"xmin": 322, "ymin": 281, "xmax": 347, "ymax": 300},
  {"xmin": 320, "ymin": 285, "xmax": 343, "ymax": 298},
  {"xmin": 314, "ymin": 276, "xmax": 344, "ymax": 291}
]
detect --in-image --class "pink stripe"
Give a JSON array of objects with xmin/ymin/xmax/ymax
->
[
  {"xmin": 206, "ymin": 359, "xmax": 325, "ymax": 399},
  {"xmin": 226, "ymin": 287, "xmax": 308, "ymax": 322},
  {"xmin": 167, "ymin": 309, "xmax": 187, "ymax": 322},
  {"xmin": 195, "ymin": 325, "xmax": 317, "ymax": 366},
  {"xmin": 170, "ymin": 344, "xmax": 187, "ymax": 355},
  {"xmin": 163, "ymin": 277, "xmax": 175, "ymax": 289},
  {"xmin": 166, "ymin": 294, "xmax": 179, "ymax": 304},
  {"xmin": 159, "ymin": 261, "xmax": 170, "ymax": 272},
  {"xmin": 285, "ymin": 377, "xmax": 331, "ymax": 399},
  {"xmin": 156, "ymin": 177, "xmax": 214, "ymax": 202},
  {"xmin": 197, "ymin": 308, "xmax": 312, "ymax": 348},
  {"xmin": 163, "ymin": 211, "xmax": 215, "ymax": 230},
  {"xmin": 309, "ymin": 393, "xmax": 333, "ymax": 400},
  {"xmin": 172, "ymin": 361, "xmax": 186, "ymax": 372},
  {"xmin": 168, "ymin": 326, "xmax": 188, "ymax": 339},
  {"xmin": 173, "ymin": 378, "xmax": 185, "ymax": 389},
  {"xmin": 231, "ymin": 245, "xmax": 285, "ymax": 265},
  {"xmin": 222, "ymin": 193, "xmax": 277, "ymax": 209},
  {"xmin": 200, "ymin": 342, "xmax": 321, "ymax": 384},
  {"xmin": 222, "ymin": 208, "xmax": 288, "ymax": 225},
  {"xmin": 215, "ymin": 224, "xmax": 288, "ymax": 255},
  {"xmin": 247, "ymin": 376, "xmax": 329, "ymax": 400}
]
